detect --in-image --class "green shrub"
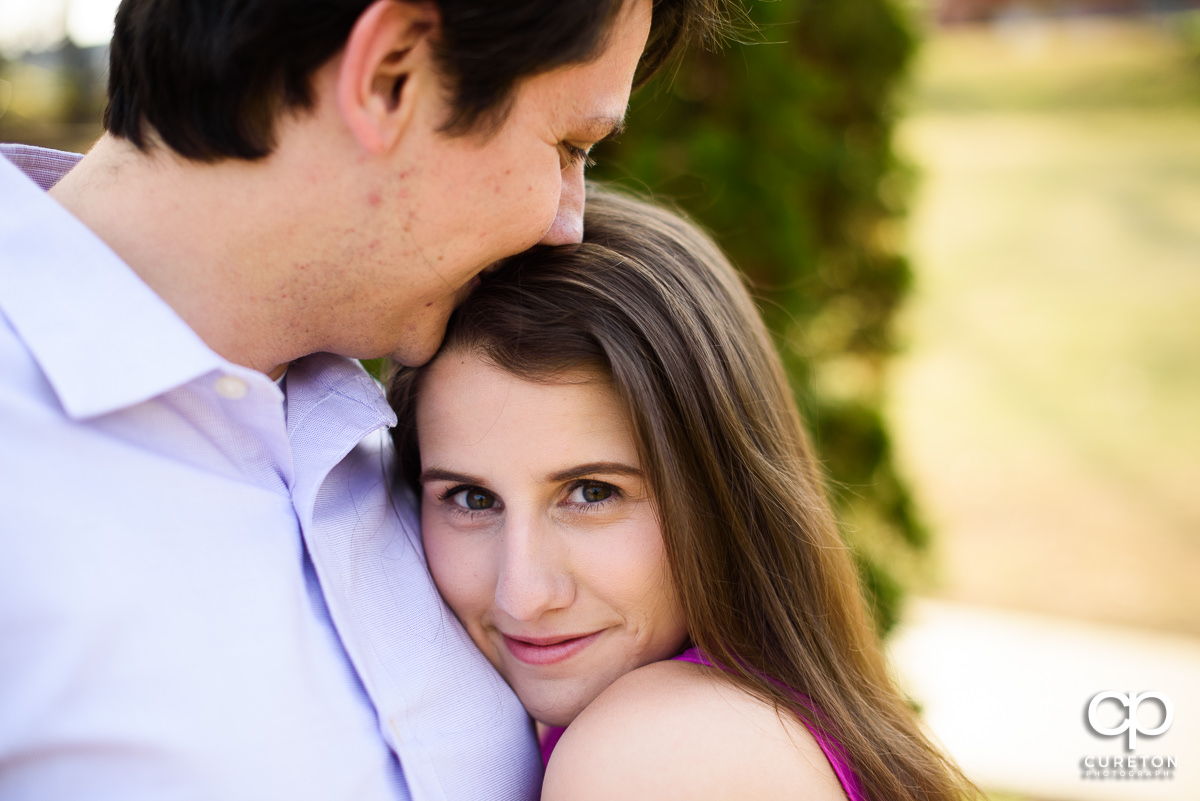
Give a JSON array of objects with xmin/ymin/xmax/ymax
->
[{"xmin": 594, "ymin": 0, "xmax": 923, "ymax": 634}]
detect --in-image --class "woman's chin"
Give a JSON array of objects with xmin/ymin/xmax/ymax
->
[{"xmin": 524, "ymin": 697, "xmax": 586, "ymax": 730}]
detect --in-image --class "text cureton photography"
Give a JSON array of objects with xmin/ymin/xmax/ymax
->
[{"xmin": 1081, "ymin": 691, "xmax": 1177, "ymax": 781}]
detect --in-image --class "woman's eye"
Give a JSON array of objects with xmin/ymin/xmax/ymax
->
[
  {"xmin": 570, "ymin": 482, "xmax": 614, "ymax": 504},
  {"xmin": 449, "ymin": 487, "xmax": 495, "ymax": 510}
]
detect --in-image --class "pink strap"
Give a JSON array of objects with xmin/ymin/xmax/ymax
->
[{"xmin": 540, "ymin": 725, "xmax": 565, "ymax": 767}]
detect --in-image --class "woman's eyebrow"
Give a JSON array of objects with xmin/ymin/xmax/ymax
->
[
  {"xmin": 418, "ymin": 467, "xmax": 485, "ymax": 485},
  {"xmin": 549, "ymin": 462, "xmax": 643, "ymax": 483}
]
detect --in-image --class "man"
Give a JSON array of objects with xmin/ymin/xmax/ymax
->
[{"xmin": 0, "ymin": 1, "xmax": 730, "ymax": 798}]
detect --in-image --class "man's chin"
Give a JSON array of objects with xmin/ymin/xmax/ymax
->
[
  {"xmin": 388, "ymin": 332, "xmax": 447, "ymax": 369},
  {"xmin": 389, "ymin": 350, "xmax": 436, "ymax": 369}
]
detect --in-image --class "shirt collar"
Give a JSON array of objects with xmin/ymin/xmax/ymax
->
[
  {"xmin": 286, "ymin": 353, "xmax": 396, "ymax": 431},
  {"xmin": 0, "ymin": 148, "xmax": 227, "ymax": 419}
]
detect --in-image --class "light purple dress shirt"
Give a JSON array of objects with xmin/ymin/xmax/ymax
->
[{"xmin": 0, "ymin": 143, "xmax": 541, "ymax": 801}]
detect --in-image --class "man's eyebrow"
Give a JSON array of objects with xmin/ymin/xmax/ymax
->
[
  {"xmin": 549, "ymin": 462, "xmax": 643, "ymax": 483},
  {"xmin": 583, "ymin": 114, "xmax": 626, "ymax": 143},
  {"xmin": 419, "ymin": 467, "xmax": 484, "ymax": 485}
]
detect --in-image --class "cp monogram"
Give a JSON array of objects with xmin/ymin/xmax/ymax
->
[{"xmin": 1087, "ymin": 691, "xmax": 1173, "ymax": 749}]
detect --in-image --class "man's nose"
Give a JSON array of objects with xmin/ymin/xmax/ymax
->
[
  {"xmin": 538, "ymin": 163, "xmax": 585, "ymax": 246},
  {"xmin": 493, "ymin": 520, "xmax": 574, "ymax": 623}
]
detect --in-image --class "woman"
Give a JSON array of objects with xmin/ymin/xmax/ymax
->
[{"xmin": 388, "ymin": 186, "xmax": 976, "ymax": 800}]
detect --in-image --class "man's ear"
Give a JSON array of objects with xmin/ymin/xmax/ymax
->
[{"xmin": 337, "ymin": 0, "xmax": 439, "ymax": 154}]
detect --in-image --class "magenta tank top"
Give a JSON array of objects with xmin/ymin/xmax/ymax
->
[{"xmin": 539, "ymin": 648, "xmax": 868, "ymax": 801}]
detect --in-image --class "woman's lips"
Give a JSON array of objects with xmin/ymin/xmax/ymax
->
[{"xmin": 502, "ymin": 631, "xmax": 602, "ymax": 666}]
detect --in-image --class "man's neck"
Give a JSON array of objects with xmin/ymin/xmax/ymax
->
[{"xmin": 49, "ymin": 134, "xmax": 327, "ymax": 376}]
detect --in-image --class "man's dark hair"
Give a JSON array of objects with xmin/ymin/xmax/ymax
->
[{"xmin": 104, "ymin": 0, "xmax": 734, "ymax": 162}]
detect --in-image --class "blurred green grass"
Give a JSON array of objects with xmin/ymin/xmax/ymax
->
[
  {"xmin": 889, "ymin": 18, "xmax": 1200, "ymax": 637},
  {"xmin": 909, "ymin": 16, "xmax": 1200, "ymax": 112}
]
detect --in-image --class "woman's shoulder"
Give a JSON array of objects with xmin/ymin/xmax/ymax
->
[{"xmin": 541, "ymin": 658, "xmax": 848, "ymax": 801}]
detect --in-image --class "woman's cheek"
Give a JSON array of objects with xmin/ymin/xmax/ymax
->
[{"xmin": 424, "ymin": 521, "xmax": 494, "ymax": 628}]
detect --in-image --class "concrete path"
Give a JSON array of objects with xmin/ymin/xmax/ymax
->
[{"xmin": 888, "ymin": 599, "xmax": 1199, "ymax": 800}]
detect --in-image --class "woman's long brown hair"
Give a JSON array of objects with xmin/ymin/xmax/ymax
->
[{"xmin": 388, "ymin": 185, "xmax": 978, "ymax": 801}]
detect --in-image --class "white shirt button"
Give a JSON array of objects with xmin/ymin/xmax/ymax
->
[{"xmin": 214, "ymin": 375, "xmax": 249, "ymax": 400}]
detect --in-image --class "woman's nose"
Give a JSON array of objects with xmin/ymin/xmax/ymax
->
[{"xmin": 493, "ymin": 519, "xmax": 574, "ymax": 623}]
